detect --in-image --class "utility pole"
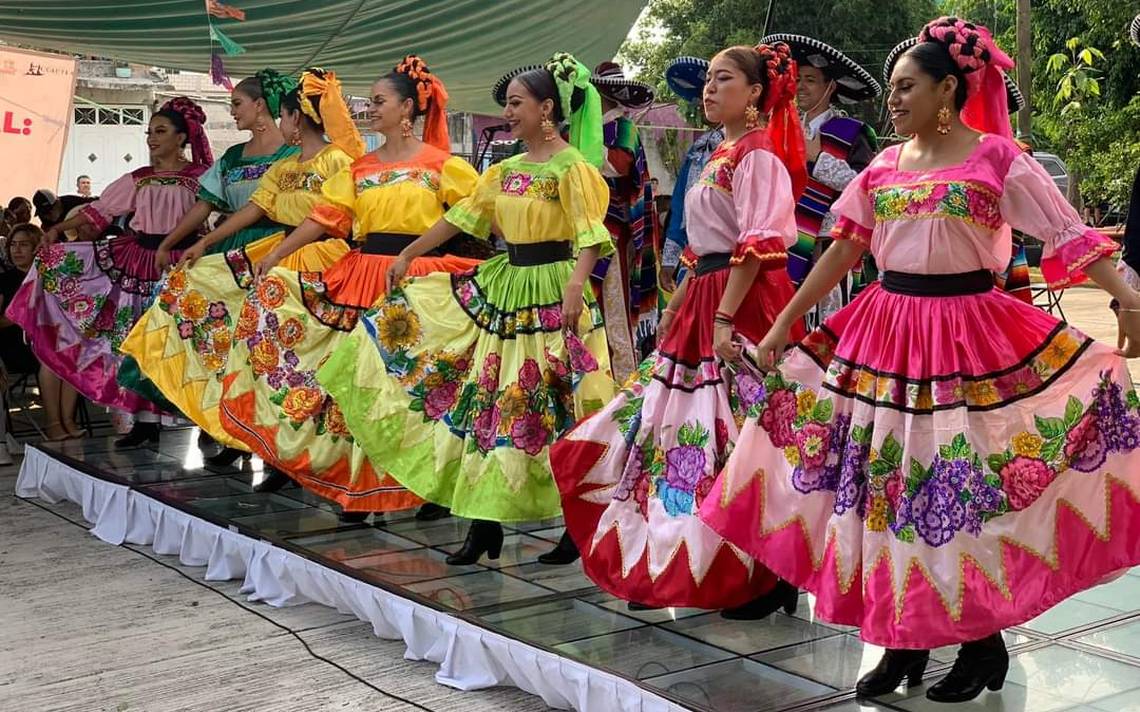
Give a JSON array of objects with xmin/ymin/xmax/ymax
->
[{"xmin": 1016, "ymin": 0, "xmax": 1032, "ymax": 139}]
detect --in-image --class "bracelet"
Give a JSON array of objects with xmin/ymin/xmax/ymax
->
[
  {"xmin": 715, "ymin": 310, "xmax": 735, "ymax": 321},
  {"xmin": 663, "ymin": 308, "xmax": 678, "ymax": 316},
  {"xmin": 1120, "ymin": 308, "xmax": 1140, "ymax": 313}
]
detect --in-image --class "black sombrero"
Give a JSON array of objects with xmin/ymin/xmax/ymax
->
[
  {"xmin": 761, "ymin": 33, "xmax": 881, "ymax": 104},
  {"xmin": 664, "ymin": 56, "xmax": 710, "ymax": 104},
  {"xmin": 492, "ymin": 64, "xmax": 544, "ymax": 106},
  {"xmin": 1131, "ymin": 15, "xmax": 1140, "ymax": 47},
  {"xmin": 591, "ymin": 61, "xmax": 655, "ymax": 109},
  {"xmin": 884, "ymin": 36, "xmax": 1025, "ymax": 114}
]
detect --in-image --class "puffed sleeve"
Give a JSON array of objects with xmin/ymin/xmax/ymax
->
[
  {"xmin": 559, "ymin": 160, "xmax": 613, "ymax": 256},
  {"xmin": 445, "ymin": 163, "xmax": 502, "ymax": 239},
  {"xmin": 79, "ymin": 171, "xmax": 137, "ymax": 232},
  {"xmin": 999, "ymin": 152, "xmax": 1116, "ymax": 289},
  {"xmin": 438, "ymin": 156, "xmax": 480, "ymax": 210},
  {"xmin": 309, "ymin": 165, "xmax": 356, "ymax": 239},
  {"xmin": 729, "ymin": 148, "xmax": 797, "ymax": 267},
  {"xmin": 828, "ymin": 162, "xmax": 876, "ymax": 249},
  {"xmin": 250, "ymin": 158, "xmax": 285, "ymax": 217},
  {"xmin": 196, "ymin": 159, "xmax": 231, "ymax": 211}
]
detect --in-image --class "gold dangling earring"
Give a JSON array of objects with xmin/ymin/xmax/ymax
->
[
  {"xmin": 744, "ymin": 104, "xmax": 760, "ymax": 131},
  {"xmin": 400, "ymin": 117, "xmax": 414, "ymax": 139},
  {"xmin": 541, "ymin": 114, "xmax": 557, "ymax": 142},
  {"xmin": 290, "ymin": 128, "xmax": 302, "ymax": 146},
  {"xmin": 937, "ymin": 106, "xmax": 953, "ymax": 135},
  {"xmin": 255, "ymin": 118, "xmax": 267, "ymax": 134}
]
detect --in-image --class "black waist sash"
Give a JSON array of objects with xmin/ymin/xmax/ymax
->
[
  {"xmin": 361, "ymin": 232, "xmax": 426, "ymax": 256},
  {"xmin": 133, "ymin": 231, "xmax": 197, "ymax": 251},
  {"xmin": 881, "ymin": 269, "xmax": 994, "ymax": 296},
  {"xmin": 506, "ymin": 240, "xmax": 573, "ymax": 266},
  {"xmin": 694, "ymin": 252, "xmax": 732, "ymax": 276}
]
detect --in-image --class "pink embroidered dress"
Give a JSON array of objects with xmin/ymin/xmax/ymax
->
[
  {"xmin": 6, "ymin": 164, "xmax": 206, "ymax": 413},
  {"xmin": 697, "ymin": 134, "xmax": 1140, "ymax": 648},
  {"xmin": 551, "ymin": 130, "xmax": 805, "ymax": 608}
]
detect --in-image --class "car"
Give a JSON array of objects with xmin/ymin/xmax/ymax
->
[{"xmin": 1032, "ymin": 151, "xmax": 1072, "ymax": 204}]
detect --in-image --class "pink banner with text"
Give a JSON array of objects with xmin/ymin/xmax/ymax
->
[{"xmin": 0, "ymin": 48, "xmax": 77, "ymax": 204}]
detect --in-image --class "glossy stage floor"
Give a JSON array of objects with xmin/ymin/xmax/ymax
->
[{"xmin": 16, "ymin": 428, "xmax": 1140, "ymax": 712}]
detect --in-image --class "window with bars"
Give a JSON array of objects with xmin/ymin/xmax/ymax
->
[{"xmin": 74, "ymin": 105, "xmax": 148, "ymax": 125}]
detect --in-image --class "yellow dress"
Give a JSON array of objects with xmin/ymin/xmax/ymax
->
[
  {"xmin": 120, "ymin": 145, "xmax": 353, "ymax": 447},
  {"xmin": 317, "ymin": 147, "xmax": 616, "ymax": 522},
  {"xmin": 217, "ymin": 145, "xmax": 483, "ymax": 512}
]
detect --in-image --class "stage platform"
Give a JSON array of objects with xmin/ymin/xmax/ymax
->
[{"xmin": 16, "ymin": 428, "xmax": 1140, "ymax": 712}]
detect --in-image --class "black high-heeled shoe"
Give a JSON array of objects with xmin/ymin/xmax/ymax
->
[
  {"xmin": 415, "ymin": 502, "xmax": 451, "ymax": 521},
  {"xmin": 114, "ymin": 422, "xmax": 160, "ymax": 449},
  {"xmin": 252, "ymin": 465, "xmax": 291, "ymax": 493},
  {"xmin": 537, "ymin": 531, "xmax": 579, "ymax": 565},
  {"xmin": 856, "ymin": 649, "xmax": 930, "ymax": 698},
  {"xmin": 720, "ymin": 579, "xmax": 799, "ymax": 620},
  {"xmin": 205, "ymin": 447, "xmax": 252, "ymax": 468},
  {"xmin": 446, "ymin": 520, "xmax": 503, "ymax": 565},
  {"xmin": 338, "ymin": 510, "xmax": 370, "ymax": 524},
  {"xmin": 925, "ymin": 633, "xmax": 1008, "ymax": 703},
  {"xmin": 197, "ymin": 430, "xmax": 217, "ymax": 452}
]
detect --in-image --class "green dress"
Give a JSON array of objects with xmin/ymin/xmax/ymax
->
[{"xmin": 318, "ymin": 148, "xmax": 617, "ymax": 522}]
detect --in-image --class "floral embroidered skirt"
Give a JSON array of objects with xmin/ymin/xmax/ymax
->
[
  {"xmin": 6, "ymin": 233, "xmax": 190, "ymax": 413},
  {"xmin": 119, "ymin": 233, "xmax": 350, "ymax": 448},
  {"xmin": 698, "ymin": 282, "xmax": 1140, "ymax": 648},
  {"xmin": 218, "ymin": 249, "xmax": 479, "ymax": 512},
  {"xmin": 316, "ymin": 253, "xmax": 615, "ymax": 523},
  {"xmin": 551, "ymin": 264, "xmax": 803, "ymax": 608}
]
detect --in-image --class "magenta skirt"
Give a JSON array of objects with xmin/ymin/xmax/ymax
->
[{"xmin": 6, "ymin": 233, "xmax": 188, "ymax": 413}]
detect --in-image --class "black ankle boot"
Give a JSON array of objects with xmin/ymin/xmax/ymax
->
[
  {"xmin": 205, "ymin": 447, "xmax": 252, "ymax": 467},
  {"xmin": 114, "ymin": 422, "xmax": 160, "ymax": 449},
  {"xmin": 338, "ymin": 510, "xmax": 370, "ymax": 524},
  {"xmin": 537, "ymin": 531, "xmax": 579, "ymax": 565},
  {"xmin": 627, "ymin": 601, "xmax": 662, "ymax": 611},
  {"xmin": 856, "ymin": 648, "xmax": 930, "ymax": 697},
  {"xmin": 925, "ymin": 633, "xmax": 1008, "ymax": 703},
  {"xmin": 446, "ymin": 520, "xmax": 503, "ymax": 565},
  {"xmin": 197, "ymin": 430, "xmax": 216, "ymax": 451},
  {"xmin": 252, "ymin": 465, "xmax": 291, "ymax": 493},
  {"xmin": 415, "ymin": 502, "xmax": 451, "ymax": 521},
  {"xmin": 721, "ymin": 579, "xmax": 799, "ymax": 620}
]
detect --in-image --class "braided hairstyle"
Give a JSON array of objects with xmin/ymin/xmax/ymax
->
[{"xmin": 717, "ymin": 42, "xmax": 797, "ymax": 115}]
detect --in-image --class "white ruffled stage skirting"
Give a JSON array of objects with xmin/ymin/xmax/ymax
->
[{"xmin": 14, "ymin": 446, "xmax": 685, "ymax": 712}]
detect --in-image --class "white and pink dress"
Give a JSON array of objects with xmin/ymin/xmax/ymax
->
[{"xmin": 699, "ymin": 134, "xmax": 1140, "ymax": 648}]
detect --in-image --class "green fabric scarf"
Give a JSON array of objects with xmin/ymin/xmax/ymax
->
[
  {"xmin": 255, "ymin": 68, "xmax": 298, "ymax": 119},
  {"xmin": 545, "ymin": 52, "xmax": 603, "ymax": 167}
]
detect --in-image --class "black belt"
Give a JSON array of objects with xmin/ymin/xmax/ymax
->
[
  {"xmin": 694, "ymin": 252, "xmax": 732, "ymax": 276},
  {"xmin": 507, "ymin": 241, "xmax": 573, "ymax": 266},
  {"xmin": 133, "ymin": 231, "xmax": 197, "ymax": 251},
  {"xmin": 361, "ymin": 232, "xmax": 434, "ymax": 256},
  {"xmin": 882, "ymin": 270, "xmax": 994, "ymax": 296},
  {"xmin": 250, "ymin": 217, "xmax": 286, "ymax": 231}
]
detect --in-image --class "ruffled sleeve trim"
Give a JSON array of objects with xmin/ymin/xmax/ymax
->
[
  {"xmin": 79, "ymin": 203, "xmax": 109, "ymax": 232},
  {"xmin": 309, "ymin": 203, "xmax": 353, "ymax": 240},
  {"xmin": 445, "ymin": 202, "xmax": 490, "ymax": 239},
  {"xmin": 250, "ymin": 187, "xmax": 275, "ymax": 217},
  {"xmin": 830, "ymin": 216, "xmax": 873, "ymax": 247},
  {"xmin": 1040, "ymin": 227, "xmax": 1117, "ymax": 289},
  {"xmin": 197, "ymin": 185, "xmax": 228, "ymax": 212},
  {"xmin": 731, "ymin": 231, "xmax": 788, "ymax": 268}
]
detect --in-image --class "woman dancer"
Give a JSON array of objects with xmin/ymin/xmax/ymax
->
[
  {"xmin": 7, "ymin": 97, "xmax": 212, "ymax": 447},
  {"xmin": 550, "ymin": 43, "xmax": 807, "ymax": 614},
  {"xmin": 700, "ymin": 18, "xmax": 1140, "ymax": 703},
  {"xmin": 120, "ymin": 68, "xmax": 357, "ymax": 466},
  {"xmin": 117, "ymin": 69, "xmax": 298, "ymax": 422},
  {"xmin": 216, "ymin": 57, "xmax": 480, "ymax": 514},
  {"xmin": 318, "ymin": 52, "xmax": 615, "ymax": 559}
]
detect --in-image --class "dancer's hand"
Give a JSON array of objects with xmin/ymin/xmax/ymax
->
[
  {"xmin": 714, "ymin": 322, "xmax": 741, "ymax": 363},
  {"xmin": 178, "ymin": 242, "xmax": 208, "ymax": 269},
  {"xmin": 657, "ymin": 309, "xmax": 676, "ymax": 346},
  {"xmin": 386, "ymin": 254, "xmax": 411, "ymax": 288},
  {"xmin": 41, "ymin": 226, "xmax": 62, "ymax": 247},
  {"xmin": 754, "ymin": 321, "xmax": 792, "ymax": 371},
  {"xmin": 561, "ymin": 280, "xmax": 584, "ymax": 334},
  {"xmin": 154, "ymin": 247, "xmax": 173, "ymax": 271},
  {"xmin": 253, "ymin": 249, "xmax": 281, "ymax": 281},
  {"xmin": 658, "ymin": 265, "xmax": 676, "ymax": 292}
]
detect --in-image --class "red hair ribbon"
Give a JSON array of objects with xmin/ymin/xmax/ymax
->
[
  {"xmin": 754, "ymin": 42, "xmax": 807, "ymax": 200},
  {"xmin": 920, "ymin": 16, "xmax": 1015, "ymax": 139},
  {"xmin": 395, "ymin": 55, "xmax": 451, "ymax": 152}
]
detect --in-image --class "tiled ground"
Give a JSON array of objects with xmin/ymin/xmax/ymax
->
[
  {"xmin": 17, "ymin": 287, "xmax": 1140, "ymax": 711},
  {"xmin": 32, "ymin": 428, "xmax": 1140, "ymax": 712}
]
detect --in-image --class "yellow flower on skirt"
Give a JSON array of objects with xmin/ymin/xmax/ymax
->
[{"xmin": 375, "ymin": 302, "xmax": 421, "ymax": 352}]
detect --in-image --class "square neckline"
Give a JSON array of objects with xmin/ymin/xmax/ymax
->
[{"xmin": 892, "ymin": 133, "xmax": 993, "ymax": 175}]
